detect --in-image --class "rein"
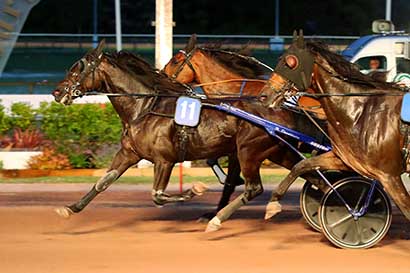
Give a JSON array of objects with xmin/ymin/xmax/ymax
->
[
  {"xmin": 295, "ymin": 91, "xmax": 406, "ymax": 98},
  {"xmin": 82, "ymin": 91, "xmax": 260, "ymax": 101}
]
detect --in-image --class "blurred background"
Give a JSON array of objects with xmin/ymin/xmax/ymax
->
[{"xmin": 2, "ymin": 0, "xmax": 410, "ymax": 94}]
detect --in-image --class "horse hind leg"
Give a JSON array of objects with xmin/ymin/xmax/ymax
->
[
  {"xmin": 265, "ymin": 151, "xmax": 349, "ymax": 220},
  {"xmin": 206, "ymin": 160, "xmax": 263, "ymax": 232},
  {"xmin": 55, "ymin": 148, "xmax": 140, "ymax": 218}
]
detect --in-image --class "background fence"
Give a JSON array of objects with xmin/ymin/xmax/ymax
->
[{"xmin": 1, "ymin": 33, "xmax": 360, "ymax": 94}]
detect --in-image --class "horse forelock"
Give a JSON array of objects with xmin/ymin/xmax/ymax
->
[
  {"xmin": 104, "ymin": 51, "xmax": 189, "ymax": 94},
  {"xmin": 306, "ymin": 41, "xmax": 399, "ymax": 91},
  {"xmin": 198, "ymin": 45, "xmax": 266, "ymax": 79}
]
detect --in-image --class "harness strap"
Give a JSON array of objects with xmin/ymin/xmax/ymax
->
[{"xmin": 193, "ymin": 78, "xmax": 267, "ymax": 87}]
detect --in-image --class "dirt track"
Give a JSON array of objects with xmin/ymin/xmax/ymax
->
[{"xmin": 1, "ymin": 183, "xmax": 410, "ymax": 273}]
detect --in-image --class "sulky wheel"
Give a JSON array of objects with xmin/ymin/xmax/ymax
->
[
  {"xmin": 318, "ymin": 177, "xmax": 392, "ymax": 249},
  {"xmin": 300, "ymin": 181, "xmax": 323, "ymax": 231},
  {"xmin": 300, "ymin": 171, "xmax": 354, "ymax": 232}
]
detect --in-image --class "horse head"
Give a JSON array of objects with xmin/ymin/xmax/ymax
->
[
  {"xmin": 163, "ymin": 34, "xmax": 198, "ymax": 82},
  {"xmin": 52, "ymin": 40, "xmax": 106, "ymax": 105},
  {"xmin": 260, "ymin": 30, "xmax": 315, "ymax": 107}
]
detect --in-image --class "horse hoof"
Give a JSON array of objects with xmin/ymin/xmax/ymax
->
[
  {"xmin": 192, "ymin": 182, "xmax": 208, "ymax": 196},
  {"xmin": 205, "ymin": 216, "xmax": 221, "ymax": 232},
  {"xmin": 264, "ymin": 201, "xmax": 282, "ymax": 220},
  {"xmin": 55, "ymin": 207, "xmax": 74, "ymax": 219}
]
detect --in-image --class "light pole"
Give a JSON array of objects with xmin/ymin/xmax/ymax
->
[
  {"xmin": 115, "ymin": 0, "xmax": 122, "ymax": 51},
  {"xmin": 385, "ymin": 0, "xmax": 392, "ymax": 21},
  {"xmin": 155, "ymin": 0, "xmax": 173, "ymax": 69},
  {"xmin": 275, "ymin": 0, "xmax": 280, "ymax": 37},
  {"xmin": 93, "ymin": 0, "xmax": 98, "ymax": 47},
  {"xmin": 270, "ymin": 0, "xmax": 283, "ymax": 51}
]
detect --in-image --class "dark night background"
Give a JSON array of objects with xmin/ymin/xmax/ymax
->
[{"xmin": 22, "ymin": 0, "xmax": 410, "ymax": 35}]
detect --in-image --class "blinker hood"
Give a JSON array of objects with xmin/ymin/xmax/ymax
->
[{"xmin": 274, "ymin": 31, "xmax": 314, "ymax": 91}]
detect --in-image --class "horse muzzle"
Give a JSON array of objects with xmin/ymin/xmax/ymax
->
[{"xmin": 52, "ymin": 88, "xmax": 72, "ymax": 105}]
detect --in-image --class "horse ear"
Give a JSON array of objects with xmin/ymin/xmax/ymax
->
[
  {"xmin": 184, "ymin": 34, "xmax": 197, "ymax": 52},
  {"xmin": 297, "ymin": 29, "xmax": 304, "ymax": 48},
  {"xmin": 292, "ymin": 30, "xmax": 298, "ymax": 43},
  {"xmin": 94, "ymin": 39, "xmax": 106, "ymax": 56}
]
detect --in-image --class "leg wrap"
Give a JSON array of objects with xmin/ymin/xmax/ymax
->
[
  {"xmin": 69, "ymin": 186, "xmax": 99, "ymax": 212},
  {"xmin": 216, "ymin": 193, "xmax": 248, "ymax": 222},
  {"xmin": 95, "ymin": 170, "xmax": 119, "ymax": 192}
]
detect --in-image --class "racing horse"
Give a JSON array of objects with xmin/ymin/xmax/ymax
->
[
  {"xmin": 260, "ymin": 32, "xmax": 410, "ymax": 222},
  {"xmin": 163, "ymin": 34, "xmax": 268, "ymax": 96},
  {"xmin": 163, "ymin": 35, "xmax": 267, "ymax": 219},
  {"xmin": 52, "ymin": 41, "xmax": 325, "ymax": 232}
]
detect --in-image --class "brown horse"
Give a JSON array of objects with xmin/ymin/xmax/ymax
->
[
  {"xmin": 163, "ymin": 34, "xmax": 326, "ymax": 118},
  {"xmin": 51, "ymin": 41, "xmax": 326, "ymax": 233},
  {"xmin": 163, "ymin": 34, "xmax": 267, "ymax": 96},
  {"xmin": 163, "ymin": 36, "xmax": 268, "ymax": 219},
  {"xmin": 260, "ymin": 32, "xmax": 410, "ymax": 222}
]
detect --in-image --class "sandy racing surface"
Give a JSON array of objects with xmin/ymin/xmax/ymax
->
[{"xmin": 1, "ymin": 183, "xmax": 410, "ymax": 273}]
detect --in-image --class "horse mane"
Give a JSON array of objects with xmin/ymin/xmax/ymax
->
[
  {"xmin": 306, "ymin": 41, "xmax": 399, "ymax": 90},
  {"xmin": 104, "ymin": 51, "xmax": 188, "ymax": 94},
  {"xmin": 198, "ymin": 45, "xmax": 266, "ymax": 79}
]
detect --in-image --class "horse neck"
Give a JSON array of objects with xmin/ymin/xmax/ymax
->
[
  {"xmin": 192, "ymin": 51, "xmax": 264, "ymax": 96},
  {"xmin": 98, "ymin": 61, "xmax": 155, "ymax": 124},
  {"xmin": 313, "ymin": 63, "xmax": 400, "ymax": 126}
]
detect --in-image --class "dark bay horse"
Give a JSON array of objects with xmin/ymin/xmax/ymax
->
[
  {"xmin": 260, "ymin": 32, "xmax": 410, "ymax": 221},
  {"xmin": 163, "ymin": 35, "xmax": 268, "ymax": 219},
  {"xmin": 51, "ymin": 41, "xmax": 324, "ymax": 232}
]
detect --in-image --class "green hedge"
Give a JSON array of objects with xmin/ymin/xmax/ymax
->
[{"xmin": 0, "ymin": 101, "xmax": 122, "ymax": 168}]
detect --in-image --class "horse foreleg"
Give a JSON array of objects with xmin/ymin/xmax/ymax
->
[
  {"xmin": 55, "ymin": 148, "xmax": 140, "ymax": 218},
  {"xmin": 265, "ymin": 151, "xmax": 349, "ymax": 220},
  {"xmin": 206, "ymin": 159, "xmax": 263, "ymax": 232},
  {"xmin": 151, "ymin": 162, "xmax": 208, "ymax": 206}
]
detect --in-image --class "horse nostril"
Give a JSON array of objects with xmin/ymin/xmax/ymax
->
[{"xmin": 52, "ymin": 90, "xmax": 61, "ymax": 97}]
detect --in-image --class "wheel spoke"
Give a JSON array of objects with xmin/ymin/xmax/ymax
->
[
  {"xmin": 328, "ymin": 213, "xmax": 353, "ymax": 229},
  {"xmin": 354, "ymin": 186, "xmax": 367, "ymax": 211},
  {"xmin": 355, "ymin": 220, "xmax": 363, "ymax": 245}
]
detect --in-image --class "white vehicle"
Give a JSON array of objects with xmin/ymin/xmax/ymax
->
[{"xmin": 342, "ymin": 20, "xmax": 410, "ymax": 86}]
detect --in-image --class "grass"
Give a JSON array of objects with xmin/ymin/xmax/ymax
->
[{"xmin": 0, "ymin": 174, "xmax": 292, "ymax": 184}]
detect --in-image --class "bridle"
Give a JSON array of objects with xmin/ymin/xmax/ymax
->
[
  {"xmin": 62, "ymin": 54, "xmax": 102, "ymax": 100},
  {"xmin": 171, "ymin": 49, "xmax": 197, "ymax": 79}
]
